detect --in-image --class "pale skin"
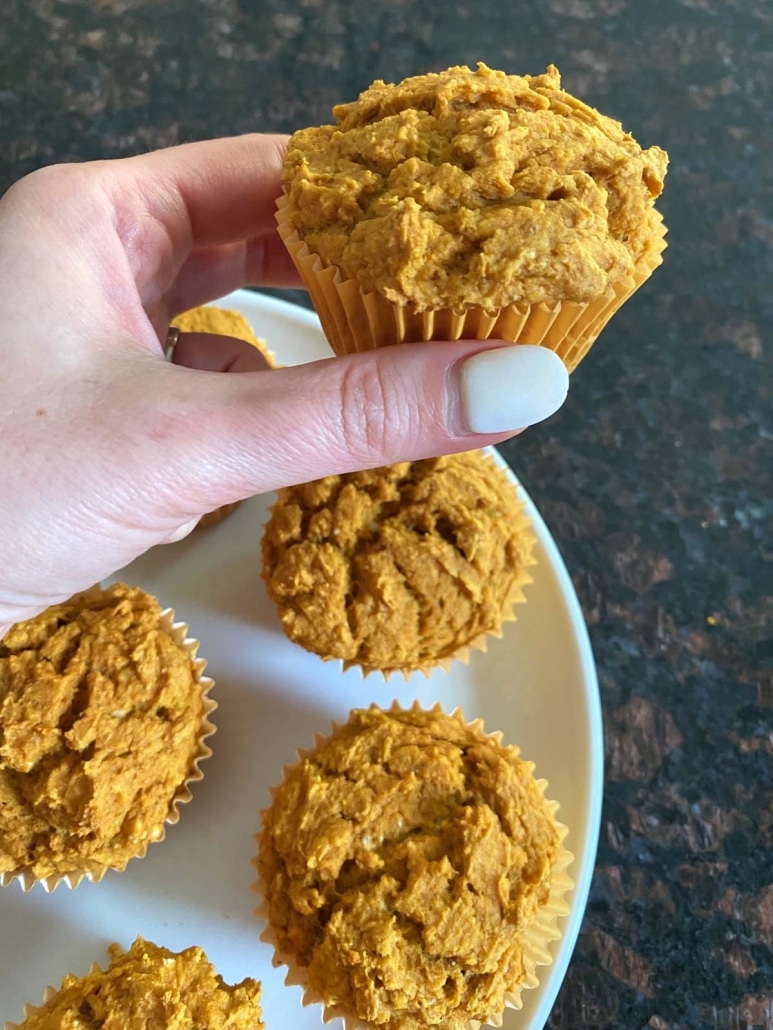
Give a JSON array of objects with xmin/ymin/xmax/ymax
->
[{"xmin": 0, "ymin": 134, "xmax": 567, "ymax": 638}]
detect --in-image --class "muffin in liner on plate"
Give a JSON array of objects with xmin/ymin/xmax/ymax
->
[
  {"xmin": 277, "ymin": 62, "xmax": 668, "ymax": 370},
  {"xmin": 261, "ymin": 450, "xmax": 537, "ymax": 678},
  {"xmin": 0, "ymin": 583, "xmax": 216, "ymax": 891},
  {"xmin": 254, "ymin": 702, "xmax": 573, "ymax": 1030},
  {"xmin": 3, "ymin": 937, "xmax": 263, "ymax": 1030}
]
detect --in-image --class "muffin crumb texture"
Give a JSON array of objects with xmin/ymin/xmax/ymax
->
[
  {"xmin": 261, "ymin": 451, "xmax": 535, "ymax": 673},
  {"xmin": 13, "ymin": 937, "xmax": 263, "ymax": 1030},
  {"xmin": 282, "ymin": 63, "xmax": 668, "ymax": 310},
  {"xmin": 0, "ymin": 584, "xmax": 204, "ymax": 880},
  {"xmin": 258, "ymin": 706, "xmax": 561, "ymax": 1030}
]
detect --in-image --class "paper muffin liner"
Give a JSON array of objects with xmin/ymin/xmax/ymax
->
[
  {"xmin": 3, "ymin": 943, "xmax": 263, "ymax": 1025},
  {"xmin": 4, "ymin": 981, "xmax": 62, "ymax": 1030},
  {"xmin": 277, "ymin": 195, "xmax": 667, "ymax": 372},
  {"xmin": 252, "ymin": 700, "xmax": 574, "ymax": 1030},
  {"xmin": 3, "ymin": 963, "xmax": 107, "ymax": 1030},
  {"xmin": 0, "ymin": 596, "xmax": 217, "ymax": 893}
]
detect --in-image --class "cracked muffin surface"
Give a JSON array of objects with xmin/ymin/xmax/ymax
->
[
  {"xmin": 257, "ymin": 706, "xmax": 562, "ymax": 1030},
  {"xmin": 281, "ymin": 62, "xmax": 668, "ymax": 311},
  {"xmin": 0, "ymin": 584, "xmax": 205, "ymax": 880},
  {"xmin": 15, "ymin": 937, "xmax": 263, "ymax": 1030},
  {"xmin": 260, "ymin": 451, "xmax": 536, "ymax": 673}
]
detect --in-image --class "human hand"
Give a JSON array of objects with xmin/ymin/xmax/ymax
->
[{"xmin": 0, "ymin": 134, "xmax": 569, "ymax": 635}]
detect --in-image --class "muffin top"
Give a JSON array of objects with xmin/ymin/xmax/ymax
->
[
  {"xmin": 15, "ymin": 937, "xmax": 263, "ymax": 1030},
  {"xmin": 171, "ymin": 305, "xmax": 276, "ymax": 366},
  {"xmin": 258, "ymin": 706, "xmax": 562, "ymax": 1030},
  {"xmin": 261, "ymin": 451, "xmax": 535, "ymax": 673},
  {"xmin": 282, "ymin": 63, "xmax": 668, "ymax": 310},
  {"xmin": 0, "ymin": 584, "xmax": 205, "ymax": 880}
]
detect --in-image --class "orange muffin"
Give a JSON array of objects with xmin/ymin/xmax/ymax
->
[
  {"xmin": 255, "ymin": 704, "xmax": 573, "ymax": 1030},
  {"xmin": 0, "ymin": 584, "xmax": 215, "ymax": 890},
  {"xmin": 6, "ymin": 937, "xmax": 263, "ymax": 1030},
  {"xmin": 278, "ymin": 63, "xmax": 667, "ymax": 369},
  {"xmin": 261, "ymin": 450, "xmax": 536, "ymax": 677}
]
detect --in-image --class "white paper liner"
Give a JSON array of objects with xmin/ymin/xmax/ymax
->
[{"xmin": 4, "ymin": 982, "xmax": 61, "ymax": 1030}]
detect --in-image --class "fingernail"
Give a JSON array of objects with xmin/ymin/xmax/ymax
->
[
  {"xmin": 163, "ymin": 517, "xmax": 200, "ymax": 544},
  {"xmin": 458, "ymin": 345, "xmax": 569, "ymax": 433}
]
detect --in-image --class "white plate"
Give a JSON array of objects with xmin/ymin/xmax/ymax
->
[{"xmin": 0, "ymin": 290, "xmax": 602, "ymax": 1029}]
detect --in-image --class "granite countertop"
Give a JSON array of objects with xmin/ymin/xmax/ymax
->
[{"xmin": 1, "ymin": 0, "xmax": 771, "ymax": 1026}]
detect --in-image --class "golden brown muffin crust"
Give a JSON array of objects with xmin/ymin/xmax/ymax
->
[
  {"xmin": 258, "ymin": 706, "xmax": 561, "ymax": 1030},
  {"xmin": 0, "ymin": 584, "xmax": 205, "ymax": 879},
  {"xmin": 282, "ymin": 63, "xmax": 668, "ymax": 310},
  {"xmin": 15, "ymin": 937, "xmax": 263, "ymax": 1030},
  {"xmin": 261, "ymin": 451, "xmax": 535, "ymax": 673}
]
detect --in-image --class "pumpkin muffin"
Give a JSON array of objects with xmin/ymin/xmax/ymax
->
[
  {"xmin": 261, "ymin": 450, "xmax": 536, "ymax": 677},
  {"xmin": 0, "ymin": 583, "xmax": 215, "ymax": 890},
  {"xmin": 7, "ymin": 937, "xmax": 263, "ymax": 1030},
  {"xmin": 170, "ymin": 304, "xmax": 277, "ymax": 529},
  {"xmin": 255, "ymin": 704, "xmax": 573, "ymax": 1030},
  {"xmin": 277, "ymin": 62, "xmax": 668, "ymax": 368}
]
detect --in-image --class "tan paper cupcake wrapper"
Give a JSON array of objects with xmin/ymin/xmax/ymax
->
[
  {"xmin": 4, "ymin": 962, "xmax": 107, "ymax": 1030},
  {"xmin": 0, "ymin": 600, "xmax": 217, "ymax": 893},
  {"xmin": 277, "ymin": 195, "xmax": 667, "ymax": 372},
  {"xmin": 4, "ymin": 982, "xmax": 60, "ymax": 1030},
  {"xmin": 252, "ymin": 700, "xmax": 574, "ymax": 1030}
]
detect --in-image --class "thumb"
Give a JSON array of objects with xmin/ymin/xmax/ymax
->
[{"xmin": 137, "ymin": 340, "xmax": 569, "ymax": 519}]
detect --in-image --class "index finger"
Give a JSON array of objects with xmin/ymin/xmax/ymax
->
[{"xmin": 116, "ymin": 133, "xmax": 290, "ymax": 247}]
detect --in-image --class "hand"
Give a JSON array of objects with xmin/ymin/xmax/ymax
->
[{"xmin": 0, "ymin": 134, "xmax": 569, "ymax": 635}]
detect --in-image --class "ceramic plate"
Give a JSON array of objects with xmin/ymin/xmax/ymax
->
[{"xmin": 0, "ymin": 290, "xmax": 602, "ymax": 1030}]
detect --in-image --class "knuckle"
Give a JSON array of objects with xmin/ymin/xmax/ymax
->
[
  {"xmin": 2, "ymin": 163, "xmax": 98, "ymax": 227},
  {"xmin": 8, "ymin": 163, "xmax": 81, "ymax": 202},
  {"xmin": 337, "ymin": 360, "xmax": 392, "ymax": 465}
]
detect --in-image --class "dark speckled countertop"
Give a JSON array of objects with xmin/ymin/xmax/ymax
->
[{"xmin": 1, "ymin": 1, "xmax": 771, "ymax": 1026}]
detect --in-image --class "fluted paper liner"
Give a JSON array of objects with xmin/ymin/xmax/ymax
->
[
  {"xmin": 5, "ymin": 982, "xmax": 61, "ymax": 1030},
  {"xmin": 261, "ymin": 453, "xmax": 538, "ymax": 682},
  {"xmin": 5, "ymin": 946, "xmax": 263, "ymax": 1029},
  {"xmin": 252, "ymin": 701, "xmax": 574, "ymax": 1030},
  {"xmin": 277, "ymin": 194, "xmax": 667, "ymax": 371},
  {"xmin": 0, "ymin": 594, "xmax": 217, "ymax": 893},
  {"xmin": 4, "ymin": 964, "xmax": 106, "ymax": 1030}
]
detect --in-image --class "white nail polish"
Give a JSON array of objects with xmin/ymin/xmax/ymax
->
[
  {"xmin": 163, "ymin": 517, "xmax": 200, "ymax": 544},
  {"xmin": 458, "ymin": 345, "xmax": 569, "ymax": 433}
]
